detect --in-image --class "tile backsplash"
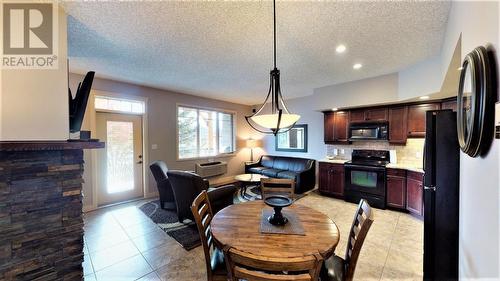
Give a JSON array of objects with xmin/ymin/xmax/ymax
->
[{"xmin": 326, "ymin": 139, "xmax": 425, "ymax": 168}]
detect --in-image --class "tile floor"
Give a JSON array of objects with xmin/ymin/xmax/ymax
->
[{"xmin": 83, "ymin": 191, "xmax": 423, "ymax": 281}]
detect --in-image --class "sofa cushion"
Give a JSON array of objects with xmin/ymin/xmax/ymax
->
[
  {"xmin": 287, "ymin": 158, "xmax": 309, "ymax": 172},
  {"xmin": 273, "ymin": 157, "xmax": 291, "ymax": 171},
  {"xmin": 260, "ymin": 156, "xmax": 275, "ymax": 168},
  {"xmin": 276, "ymin": 171, "xmax": 298, "ymax": 180},
  {"xmin": 248, "ymin": 167, "xmax": 267, "ymax": 174},
  {"xmin": 262, "ymin": 169, "xmax": 285, "ymax": 177}
]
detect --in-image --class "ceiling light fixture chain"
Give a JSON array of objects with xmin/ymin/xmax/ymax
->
[{"xmin": 245, "ymin": 0, "xmax": 300, "ymax": 135}]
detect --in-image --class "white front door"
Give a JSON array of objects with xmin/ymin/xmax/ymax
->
[{"xmin": 96, "ymin": 112, "xmax": 144, "ymax": 206}]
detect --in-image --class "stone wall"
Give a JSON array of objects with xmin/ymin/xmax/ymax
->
[{"xmin": 0, "ymin": 149, "xmax": 85, "ymax": 280}]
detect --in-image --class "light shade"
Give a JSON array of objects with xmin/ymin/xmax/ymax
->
[
  {"xmin": 250, "ymin": 113, "xmax": 300, "ymax": 130},
  {"xmin": 246, "ymin": 139, "xmax": 262, "ymax": 148}
]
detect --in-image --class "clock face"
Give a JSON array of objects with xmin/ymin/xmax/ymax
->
[{"xmin": 461, "ymin": 62, "xmax": 473, "ymax": 143}]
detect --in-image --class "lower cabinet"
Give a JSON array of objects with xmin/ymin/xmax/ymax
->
[
  {"xmin": 406, "ymin": 171, "xmax": 424, "ymax": 216},
  {"xmin": 386, "ymin": 169, "xmax": 406, "ymax": 209},
  {"xmin": 319, "ymin": 162, "xmax": 344, "ymax": 198}
]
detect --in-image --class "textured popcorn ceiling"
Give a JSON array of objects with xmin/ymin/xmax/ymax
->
[{"xmin": 64, "ymin": 1, "xmax": 450, "ymax": 105}]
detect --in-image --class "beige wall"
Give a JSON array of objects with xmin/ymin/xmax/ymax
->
[
  {"xmin": 1, "ymin": 7, "xmax": 68, "ymax": 141},
  {"xmin": 69, "ymin": 74, "xmax": 259, "ymax": 210}
]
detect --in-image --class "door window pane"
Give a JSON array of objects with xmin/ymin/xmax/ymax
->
[
  {"xmin": 106, "ymin": 121, "xmax": 134, "ymax": 193},
  {"xmin": 95, "ymin": 96, "xmax": 145, "ymax": 114}
]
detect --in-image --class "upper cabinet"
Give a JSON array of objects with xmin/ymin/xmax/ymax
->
[
  {"xmin": 323, "ymin": 99, "xmax": 451, "ymax": 144},
  {"xmin": 349, "ymin": 107, "xmax": 388, "ymax": 123},
  {"xmin": 407, "ymin": 103, "xmax": 440, "ymax": 137},
  {"xmin": 365, "ymin": 108, "xmax": 388, "ymax": 121},
  {"xmin": 441, "ymin": 98, "xmax": 457, "ymax": 112},
  {"xmin": 388, "ymin": 106, "xmax": 408, "ymax": 144},
  {"xmin": 324, "ymin": 111, "xmax": 349, "ymax": 144},
  {"xmin": 349, "ymin": 109, "xmax": 365, "ymax": 123}
]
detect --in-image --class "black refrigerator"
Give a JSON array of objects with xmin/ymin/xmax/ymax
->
[{"xmin": 423, "ymin": 110, "xmax": 460, "ymax": 280}]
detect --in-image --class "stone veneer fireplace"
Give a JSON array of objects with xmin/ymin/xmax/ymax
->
[{"xmin": 0, "ymin": 141, "xmax": 104, "ymax": 280}]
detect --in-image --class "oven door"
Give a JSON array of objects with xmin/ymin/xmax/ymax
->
[{"xmin": 344, "ymin": 164, "xmax": 386, "ymax": 197}]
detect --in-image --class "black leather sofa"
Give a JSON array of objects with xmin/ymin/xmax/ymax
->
[{"xmin": 245, "ymin": 155, "xmax": 316, "ymax": 194}]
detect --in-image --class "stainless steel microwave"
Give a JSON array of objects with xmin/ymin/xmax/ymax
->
[{"xmin": 349, "ymin": 122, "xmax": 388, "ymax": 141}]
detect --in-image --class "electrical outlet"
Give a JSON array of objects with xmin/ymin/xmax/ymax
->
[
  {"xmin": 340, "ymin": 149, "xmax": 345, "ymax": 155},
  {"xmin": 151, "ymin": 144, "xmax": 158, "ymax": 150}
]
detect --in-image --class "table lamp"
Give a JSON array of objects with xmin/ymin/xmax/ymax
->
[{"xmin": 246, "ymin": 139, "xmax": 261, "ymax": 162}]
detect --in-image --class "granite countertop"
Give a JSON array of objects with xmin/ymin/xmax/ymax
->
[
  {"xmin": 318, "ymin": 158, "xmax": 350, "ymax": 164},
  {"xmin": 319, "ymin": 158, "xmax": 424, "ymax": 173},
  {"xmin": 386, "ymin": 163, "xmax": 424, "ymax": 173}
]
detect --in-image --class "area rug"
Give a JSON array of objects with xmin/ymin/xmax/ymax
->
[
  {"xmin": 139, "ymin": 185, "xmax": 305, "ymax": 251},
  {"xmin": 139, "ymin": 200, "xmax": 201, "ymax": 250}
]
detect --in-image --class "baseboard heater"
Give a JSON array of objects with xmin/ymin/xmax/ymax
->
[{"xmin": 195, "ymin": 161, "xmax": 227, "ymax": 178}]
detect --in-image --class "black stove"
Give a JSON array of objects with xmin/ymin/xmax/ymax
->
[
  {"xmin": 346, "ymin": 149, "xmax": 390, "ymax": 167},
  {"xmin": 344, "ymin": 150, "xmax": 390, "ymax": 209}
]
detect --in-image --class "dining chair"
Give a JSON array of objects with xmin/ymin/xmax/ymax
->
[
  {"xmin": 223, "ymin": 247, "xmax": 323, "ymax": 281},
  {"xmin": 191, "ymin": 190, "xmax": 229, "ymax": 281},
  {"xmin": 320, "ymin": 199, "xmax": 374, "ymax": 281},
  {"xmin": 260, "ymin": 178, "xmax": 295, "ymax": 200}
]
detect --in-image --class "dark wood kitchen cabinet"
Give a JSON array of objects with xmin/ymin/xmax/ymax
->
[
  {"xmin": 406, "ymin": 171, "xmax": 424, "ymax": 216},
  {"xmin": 388, "ymin": 106, "xmax": 408, "ymax": 144},
  {"xmin": 386, "ymin": 168, "xmax": 407, "ymax": 209},
  {"xmin": 349, "ymin": 107, "xmax": 388, "ymax": 122},
  {"xmin": 407, "ymin": 103, "xmax": 440, "ymax": 137},
  {"xmin": 365, "ymin": 108, "xmax": 388, "ymax": 121},
  {"xmin": 441, "ymin": 97, "xmax": 457, "ymax": 112},
  {"xmin": 324, "ymin": 111, "xmax": 349, "ymax": 144},
  {"xmin": 349, "ymin": 109, "xmax": 366, "ymax": 123},
  {"xmin": 319, "ymin": 162, "xmax": 344, "ymax": 198}
]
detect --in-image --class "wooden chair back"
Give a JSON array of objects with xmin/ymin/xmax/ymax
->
[
  {"xmin": 260, "ymin": 178, "xmax": 295, "ymax": 200},
  {"xmin": 191, "ymin": 190, "xmax": 218, "ymax": 281},
  {"xmin": 344, "ymin": 199, "xmax": 374, "ymax": 281},
  {"xmin": 224, "ymin": 247, "xmax": 323, "ymax": 281}
]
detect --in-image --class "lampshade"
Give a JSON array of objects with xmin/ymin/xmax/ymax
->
[
  {"xmin": 246, "ymin": 139, "xmax": 262, "ymax": 148},
  {"xmin": 250, "ymin": 113, "xmax": 300, "ymax": 130}
]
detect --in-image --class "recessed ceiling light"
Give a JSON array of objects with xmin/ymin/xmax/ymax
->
[
  {"xmin": 353, "ymin": 63, "xmax": 362, "ymax": 70},
  {"xmin": 336, "ymin": 45, "xmax": 346, "ymax": 53},
  {"xmin": 332, "ymin": 108, "xmax": 338, "ymax": 111},
  {"xmin": 419, "ymin": 96, "xmax": 430, "ymax": 100}
]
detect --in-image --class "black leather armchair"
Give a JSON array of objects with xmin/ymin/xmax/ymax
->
[
  {"xmin": 245, "ymin": 155, "xmax": 316, "ymax": 194},
  {"xmin": 167, "ymin": 170, "xmax": 237, "ymax": 222},
  {"xmin": 149, "ymin": 161, "xmax": 175, "ymax": 210}
]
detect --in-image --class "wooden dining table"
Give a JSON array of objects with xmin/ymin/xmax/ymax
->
[{"xmin": 211, "ymin": 200, "xmax": 340, "ymax": 261}]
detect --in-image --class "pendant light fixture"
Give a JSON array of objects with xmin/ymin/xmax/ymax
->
[{"xmin": 245, "ymin": 0, "xmax": 300, "ymax": 135}]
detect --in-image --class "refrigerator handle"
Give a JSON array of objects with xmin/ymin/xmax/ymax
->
[{"xmin": 424, "ymin": 185, "xmax": 436, "ymax": 191}]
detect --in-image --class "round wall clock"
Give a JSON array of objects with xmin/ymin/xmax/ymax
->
[{"xmin": 457, "ymin": 46, "xmax": 494, "ymax": 157}]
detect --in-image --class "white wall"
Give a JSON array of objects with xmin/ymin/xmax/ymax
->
[
  {"xmin": 441, "ymin": 2, "xmax": 500, "ymax": 279},
  {"xmin": 0, "ymin": 7, "xmax": 68, "ymax": 141},
  {"xmin": 398, "ymin": 55, "xmax": 442, "ymax": 101}
]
